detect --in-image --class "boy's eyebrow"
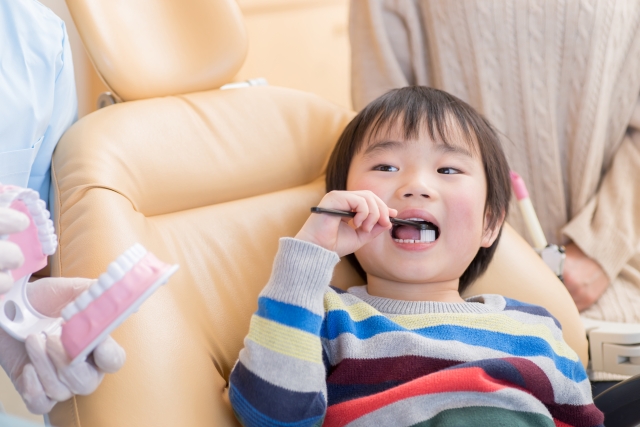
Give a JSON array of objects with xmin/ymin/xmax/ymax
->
[
  {"xmin": 362, "ymin": 140, "xmax": 405, "ymax": 156},
  {"xmin": 363, "ymin": 139, "xmax": 475, "ymax": 158},
  {"xmin": 434, "ymin": 142, "xmax": 474, "ymax": 158}
]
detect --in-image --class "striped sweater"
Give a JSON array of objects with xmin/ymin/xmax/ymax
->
[{"xmin": 229, "ymin": 238, "xmax": 603, "ymax": 426}]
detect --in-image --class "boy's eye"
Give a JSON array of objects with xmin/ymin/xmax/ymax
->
[
  {"xmin": 437, "ymin": 167, "xmax": 460, "ymax": 175},
  {"xmin": 373, "ymin": 164, "xmax": 399, "ymax": 172}
]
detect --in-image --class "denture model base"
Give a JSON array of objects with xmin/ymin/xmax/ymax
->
[{"xmin": 0, "ymin": 185, "xmax": 179, "ymax": 364}]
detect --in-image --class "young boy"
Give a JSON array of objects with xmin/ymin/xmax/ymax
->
[{"xmin": 229, "ymin": 87, "xmax": 603, "ymax": 426}]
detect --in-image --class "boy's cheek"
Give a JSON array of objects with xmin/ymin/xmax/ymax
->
[
  {"xmin": 346, "ymin": 177, "xmax": 390, "ymax": 200},
  {"xmin": 443, "ymin": 201, "xmax": 486, "ymax": 249}
]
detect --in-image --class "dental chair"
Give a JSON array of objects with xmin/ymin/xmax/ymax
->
[{"xmin": 46, "ymin": 0, "xmax": 636, "ymax": 426}]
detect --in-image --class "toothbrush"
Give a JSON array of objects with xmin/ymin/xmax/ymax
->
[
  {"xmin": 509, "ymin": 171, "xmax": 547, "ymax": 250},
  {"xmin": 310, "ymin": 206, "xmax": 438, "ymax": 242},
  {"xmin": 0, "ymin": 185, "xmax": 179, "ymax": 364}
]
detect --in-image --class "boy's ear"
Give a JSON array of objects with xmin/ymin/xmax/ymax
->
[{"xmin": 481, "ymin": 209, "xmax": 505, "ymax": 248}]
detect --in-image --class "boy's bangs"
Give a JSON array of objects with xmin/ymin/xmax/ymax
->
[{"xmin": 356, "ymin": 96, "xmax": 481, "ymax": 157}]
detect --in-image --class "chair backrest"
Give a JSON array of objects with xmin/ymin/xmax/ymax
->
[
  {"xmin": 65, "ymin": 0, "xmax": 247, "ymax": 101},
  {"xmin": 50, "ymin": 1, "xmax": 587, "ymax": 426}
]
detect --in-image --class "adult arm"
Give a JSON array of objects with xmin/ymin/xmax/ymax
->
[
  {"xmin": 0, "ymin": 0, "xmax": 77, "ymax": 208},
  {"xmin": 28, "ymin": 19, "xmax": 77, "ymax": 208},
  {"xmin": 562, "ymin": 97, "xmax": 640, "ymax": 310},
  {"xmin": 228, "ymin": 238, "xmax": 339, "ymax": 426},
  {"xmin": 349, "ymin": 0, "xmax": 428, "ymax": 111}
]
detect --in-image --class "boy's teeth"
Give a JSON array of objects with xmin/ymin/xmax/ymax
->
[{"xmin": 393, "ymin": 237, "xmax": 435, "ymax": 244}]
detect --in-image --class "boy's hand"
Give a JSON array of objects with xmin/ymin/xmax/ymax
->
[{"xmin": 295, "ymin": 190, "xmax": 397, "ymax": 257}]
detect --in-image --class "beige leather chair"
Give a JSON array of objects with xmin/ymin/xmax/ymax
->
[{"xmin": 49, "ymin": 1, "xmax": 586, "ymax": 425}]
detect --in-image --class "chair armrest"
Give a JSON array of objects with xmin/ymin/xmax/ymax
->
[
  {"xmin": 583, "ymin": 318, "xmax": 640, "ymax": 376},
  {"xmin": 593, "ymin": 373, "xmax": 640, "ymax": 427}
]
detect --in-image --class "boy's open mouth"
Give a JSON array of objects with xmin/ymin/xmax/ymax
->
[{"xmin": 391, "ymin": 219, "xmax": 440, "ymax": 243}]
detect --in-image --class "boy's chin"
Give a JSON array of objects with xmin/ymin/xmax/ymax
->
[{"xmin": 363, "ymin": 267, "xmax": 458, "ymax": 286}]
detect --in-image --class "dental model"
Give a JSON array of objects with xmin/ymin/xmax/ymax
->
[
  {"xmin": 310, "ymin": 206, "xmax": 438, "ymax": 243},
  {"xmin": 0, "ymin": 185, "xmax": 179, "ymax": 363}
]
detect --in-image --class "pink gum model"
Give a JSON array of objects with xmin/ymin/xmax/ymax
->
[
  {"xmin": 61, "ymin": 247, "xmax": 178, "ymax": 363},
  {"xmin": 1, "ymin": 185, "xmax": 178, "ymax": 363}
]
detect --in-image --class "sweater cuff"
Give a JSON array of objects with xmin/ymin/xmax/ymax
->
[
  {"xmin": 260, "ymin": 237, "xmax": 340, "ymax": 317},
  {"xmin": 562, "ymin": 198, "xmax": 635, "ymax": 282}
]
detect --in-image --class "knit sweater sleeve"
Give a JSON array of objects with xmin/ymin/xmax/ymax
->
[
  {"xmin": 228, "ymin": 237, "xmax": 340, "ymax": 427},
  {"xmin": 349, "ymin": 0, "xmax": 428, "ymax": 111},
  {"xmin": 562, "ymin": 98, "xmax": 640, "ymax": 281}
]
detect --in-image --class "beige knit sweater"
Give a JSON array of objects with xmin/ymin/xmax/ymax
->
[{"xmin": 350, "ymin": 0, "xmax": 640, "ymax": 378}]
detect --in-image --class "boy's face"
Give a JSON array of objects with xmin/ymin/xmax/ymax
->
[{"xmin": 346, "ymin": 121, "xmax": 500, "ymax": 287}]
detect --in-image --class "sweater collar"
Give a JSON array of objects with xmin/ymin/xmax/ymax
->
[{"xmin": 346, "ymin": 286, "xmax": 506, "ymax": 315}]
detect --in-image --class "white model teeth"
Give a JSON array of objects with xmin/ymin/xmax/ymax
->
[
  {"xmin": 88, "ymin": 280, "xmax": 104, "ymax": 298},
  {"xmin": 97, "ymin": 272, "xmax": 115, "ymax": 290},
  {"xmin": 74, "ymin": 290, "xmax": 93, "ymax": 311},
  {"xmin": 20, "ymin": 192, "xmax": 58, "ymax": 256},
  {"xmin": 107, "ymin": 263, "xmax": 126, "ymax": 281},
  {"xmin": 20, "ymin": 190, "xmax": 38, "ymax": 202},
  {"xmin": 61, "ymin": 303, "xmax": 79, "ymax": 321},
  {"xmin": 61, "ymin": 244, "xmax": 149, "ymax": 321}
]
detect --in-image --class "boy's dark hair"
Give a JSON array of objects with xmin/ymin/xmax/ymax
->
[{"xmin": 325, "ymin": 86, "xmax": 511, "ymax": 293}]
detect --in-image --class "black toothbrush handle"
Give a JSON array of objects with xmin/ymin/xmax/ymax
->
[{"xmin": 310, "ymin": 207, "xmax": 432, "ymax": 230}]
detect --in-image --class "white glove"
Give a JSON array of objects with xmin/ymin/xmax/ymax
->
[
  {"xmin": 0, "ymin": 278, "xmax": 126, "ymax": 414},
  {"xmin": 0, "ymin": 206, "xmax": 30, "ymax": 294}
]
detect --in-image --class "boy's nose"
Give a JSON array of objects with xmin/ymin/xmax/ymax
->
[
  {"xmin": 398, "ymin": 176, "xmax": 435, "ymax": 199},
  {"xmin": 403, "ymin": 192, "xmax": 430, "ymax": 198}
]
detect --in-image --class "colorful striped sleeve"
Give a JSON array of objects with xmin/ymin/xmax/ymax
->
[{"xmin": 229, "ymin": 238, "xmax": 340, "ymax": 427}]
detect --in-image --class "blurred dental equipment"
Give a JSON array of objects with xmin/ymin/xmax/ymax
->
[
  {"xmin": 0, "ymin": 185, "xmax": 179, "ymax": 364},
  {"xmin": 510, "ymin": 171, "xmax": 565, "ymax": 280}
]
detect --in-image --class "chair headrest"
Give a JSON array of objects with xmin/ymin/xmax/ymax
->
[{"xmin": 66, "ymin": 0, "xmax": 248, "ymax": 101}]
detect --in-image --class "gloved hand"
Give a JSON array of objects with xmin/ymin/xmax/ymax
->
[
  {"xmin": 0, "ymin": 206, "xmax": 30, "ymax": 294},
  {"xmin": 0, "ymin": 277, "xmax": 126, "ymax": 414}
]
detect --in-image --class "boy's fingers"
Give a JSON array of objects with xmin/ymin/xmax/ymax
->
[
  {"xmin": 355, "ymin": 222, "xmax": 390, "ymax": 245},
  {"xmin": 358, "ymin": 190, "xmax": 392, "ymax": 230},
  {"xmin": 375, "ymin": 198, "xmax": 393, "ymax": 228},
  {"xmin": 0, "ymin": 240, "xmax": 24, "ymax": 271},
  {"xmin": 346, "ymin": 195, "xmax": 368, "ymax": 228},
  {"xmin": 0, "ymin": 207, "xmax": 30, "ymax": 235},
  {"xmin": 360, "ymin": 194, "xmax": 380, "ymax": 232}
]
